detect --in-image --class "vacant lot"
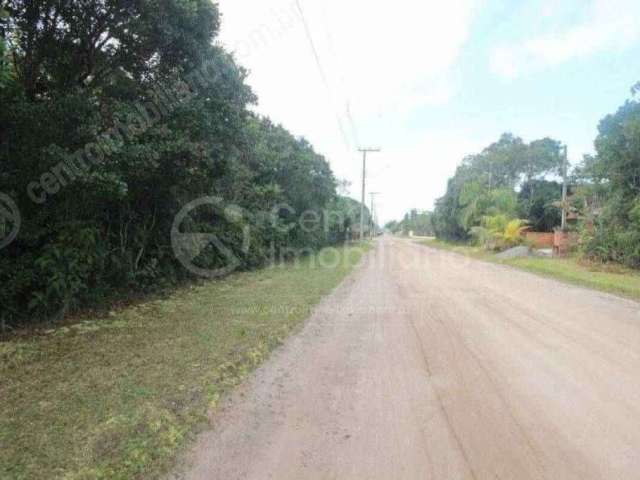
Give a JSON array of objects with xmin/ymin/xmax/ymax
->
[{"xmin": 0, "ymin": 245, "xmax": 367, "ymax": 480}]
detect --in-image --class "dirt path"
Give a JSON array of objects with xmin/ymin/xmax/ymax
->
[{"xmin": 175, "ymin": 237, "xmax": 640, "ymax": 479}]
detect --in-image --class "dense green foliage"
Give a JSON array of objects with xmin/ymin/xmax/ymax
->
[
  {"xmin": 432, "ymin": 134, "xmax": 563, "ymax": 243},
  {"xmin": 470, "ymin": 216, "xmax": 527, "ymax": 251},
  {"xmin": 579, "ymin": 98, "xmax": 640, "ymax": 267},
  {"xmin": 430, "ymin": 84, "xmax": 640, "ymax": 266},
  {"xmin": 0, "ymin": 1, "xmax": 352, "ymax": 327},
  {"xmin": 517, "ymin": 180, "xmax": 562, "ymax": 232}
]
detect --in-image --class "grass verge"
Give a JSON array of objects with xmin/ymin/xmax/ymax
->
[
  {"xmin": 0, "ymin": 244, "xmax": 369, "ymax": 480},
  {"xmin": 419, "ymin": 239, "xmax": 640, "ymax": 301}
]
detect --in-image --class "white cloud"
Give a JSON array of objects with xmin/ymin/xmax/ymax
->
[
  {"xmin": 365, "ymin": 131, "xmax": 490, "ymax": 223},
  {"xmin": 216, "ymin": 0, "xmax": 480, "ymax": 222},
  {"xmin": 218, "ymin": 0, "xmax": 477, "ymax": 126},
  {"xmin": 491, "ymin": 0, "xmax": 640, "ymax": 79},
  {"xmin": 311, "ymin": 0, "xmax": 475, "ymax": 115}
]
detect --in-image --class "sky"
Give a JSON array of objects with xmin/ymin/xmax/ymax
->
[{"xmin": 216, "ymin": 0, "xmax": 640, "ymax": 224}]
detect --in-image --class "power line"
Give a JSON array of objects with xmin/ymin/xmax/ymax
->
[
  {"xmin": 294, "ymin": 0, "xmax": 352, "ymax": 149},
  {"xmin": 345, "ymin": 101, "xmax": 360, "ymax": 149},
  {"xmin": 317, "ymin": 4, "xmax": 361, "ymax": 149}
]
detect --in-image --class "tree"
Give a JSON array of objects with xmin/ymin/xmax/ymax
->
[
  {"xmin": 390, "ymin": 210, "xmax": 433, "ymax": 236},
  {"xmin": 477, "ymin": 133, "xmax": 527, "ymax": 189},
  {"xmin": 433, "ymin": 133, "xmax": 564, "ymax": 241},
  {"xmin": 0, "ymin": 1, "xmax": 342, "ymax": 326},
  {"xmin": 384, "ymin": 220, "xmax": 399, "ymax": 232},
  {"xmin": 579, "ymin": 96, "xmax": 640, "ymax": 267},
  {"xmin": 0, "ymin": 36, "xmax": 11, "ymax": 88},
  {"xmin": 471, "ymin": 215, "xmax": 527, "ymax": 250},
  {"xmin": 525, "ymin": 139, "xmax": 563, "ymax": 182},
  {"xmin": 518, "ymin": 180, "xmax": 562, "ymax": 232},
  {"xmin": 326, "ymin": 196, "xmax": 367, "ymax": 243}
]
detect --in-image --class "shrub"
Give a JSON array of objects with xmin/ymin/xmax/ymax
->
[{"xmin": 472, "ymin": 215, "xmax": 527, "ymax": 251}]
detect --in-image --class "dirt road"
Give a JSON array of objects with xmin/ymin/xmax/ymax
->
[{"xmin": 177, "ymin": 237, "xmax": 640, "ymax": 479}]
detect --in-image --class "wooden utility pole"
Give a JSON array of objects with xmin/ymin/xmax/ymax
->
[
  {"xmin": 359, "ymin": 148, "xmax": 380, "ymax": 241},
  {"xmin": 561, "ymin": 145, "xmax": 568, "ymax": 231}
]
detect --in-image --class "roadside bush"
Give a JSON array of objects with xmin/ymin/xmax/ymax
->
[
  {"xmin": 0, "ymin": 2, "xmax": 348, "ymax": 328},
  {"xmin": 471, "ymin": 215, "xmax": 527, "ymax": 251},
  {"xmin": 583, "ymin": 225, "xmax": 640, "ymax": 268},
  {"xmin": 29, "ymin": 227, "xmax": 105, "ymax": 322},
  {"xmin": 577, "ymin": 96, "xmax": 640, "ymax": 269},
  {"xmin": 582, "ymin": 197, "xmax": 640, "ymax": 268}
]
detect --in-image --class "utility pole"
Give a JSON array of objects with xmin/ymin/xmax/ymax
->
[
  {"xmin": 359, "ymin": 148, "xmax": 380, "ymax": 241},
  {"xmin": 369, "ymin": 192, "xmax": 381, "ymax": 239},
  {"xmin": 561, "ymin": 145, "xmax": 568, "ymax": 231}
]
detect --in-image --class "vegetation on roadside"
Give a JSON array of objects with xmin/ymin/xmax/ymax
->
[
  {"xmin": 385, "ymin": 209, "xmax": 434, "ymax": 237},
  {"xmin": 431, "ymin": 135, "xmax": 564, "ymax": 243},
  {"xmin": 0, "ymin": 2, "xmax": 368, "ymax": 328},
  {"xmin": 507, "ymin": 257, "xmax": 640, "ymax": 300},
  {"xmin": 420, "ymin": 239, "xmax": 640, "ymax": 301},
  {"xmin": 387, "ymin": 138, "xmax": 566, "ymax": 249},
  {"xmin": 577, "ymin": 92, "xmax": 640, "ymax": 268},
  {"xmin": 0, "ymin": 244, "xmax": 368, "ymax": 480},
  {"xmin": 395, "ymin": 80, "xmax": 640, "ymax": 273},
  {"xmin": 470, "ymin": 215, "xmax": 528, "ymax": 251}
]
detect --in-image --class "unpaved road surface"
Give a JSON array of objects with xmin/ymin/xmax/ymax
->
[{"xmin": 177, "ymin": 237, "xmax": 640, "ymax": 479}]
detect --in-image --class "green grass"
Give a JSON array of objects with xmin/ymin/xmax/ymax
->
[
  {"xmin": 420, "ymin": 239, "xmax": 640, "ymax": 301},
  {"xmin": 0, "ymin": 244, "xmax": 369, "ymax": 480},
  {"xmin": 505, "ymin": 256, "xmax": 640, "ymax": 299}
]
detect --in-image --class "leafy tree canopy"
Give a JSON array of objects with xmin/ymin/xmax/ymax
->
[
  {"xmin": 432, "ymin": 133, "xmax": 564, "ymax": 241},
  {"xmin": 0, "ymin": 1, "xmax": 343, "ymax": 327}
]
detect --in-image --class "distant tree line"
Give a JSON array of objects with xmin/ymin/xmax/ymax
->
[
  {"xmin": 0, "ymin": 1, "xmax": 361, "ymax": 327},
  {"xmin": 431, "ymin": 134, "xmax": 564, "ymax": 244},
  {"xmin": 386, "ymin": 210, "xmax": 434, "ymax": 237},
  {"xmin": 576, "ymin": 87, "xmax": 640, "ymax": 268},
  {"xmin": 429, "ymin": 84, "xmax": 640, "ymax": 266}
]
